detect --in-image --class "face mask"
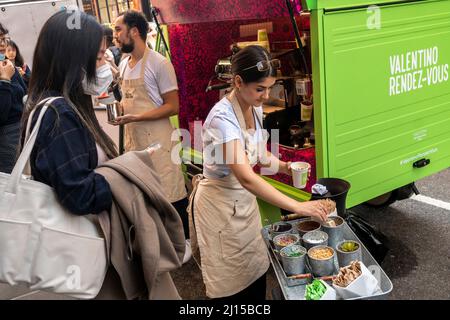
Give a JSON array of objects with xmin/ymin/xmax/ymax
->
[
  {"xmin": 82, "ymin": 63, "xmax": 113, "ymax": 96},
  {"xmin": 0, "ymin": 53, "xmax": 5, "ymax": 61}
]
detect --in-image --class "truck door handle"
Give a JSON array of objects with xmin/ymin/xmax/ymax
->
[{"xmin": 413, "ymin": 158, "xmax": 430, "ymax": 168}]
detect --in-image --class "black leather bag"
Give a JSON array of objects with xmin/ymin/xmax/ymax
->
[{"xmin": 344, "ymin": 212, "xmax": 389, "ymax": 264}]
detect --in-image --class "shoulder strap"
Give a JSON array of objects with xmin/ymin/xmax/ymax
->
[
  {"xmin": 8, "ymin": 97, "xmax": 63, "ymax": 187},
  {"xmin": 228, "ymin": 89, "xmax": 248, "ymax": 132},
  {"xmin": 120, "ymin": 55, "xmax": 131, "ymax": 80},
  {"xmin": 254, "ymin": 107, "xmax": 263, "ymax": 129},
  {"xmin": 24, "ymin": 97, "xmax": 54, "ymax": 144},
  {"xmin": 229, "ymin": 90, "xmax": 264, "ymax": 131},
  {"xmin": 139, "ymin": 48, "xmax": 151, "ymax": 79}
]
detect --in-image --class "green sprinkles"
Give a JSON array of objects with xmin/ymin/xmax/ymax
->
[
  {"xmin": 340, "ymin": 241, "xmax": 359, "ymax": 252},
  {"xmin": 281, "ymin": 245, "xmax": 305, "ymax": 257},
  {"xmin": 305, "ymin": 279, "xmax": 326, "ymax": 300}
]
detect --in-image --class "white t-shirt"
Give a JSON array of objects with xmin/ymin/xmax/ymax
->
[
  {"xmin": 119, "ymin": 49, "xmax": 178, "ymax": 107},
  {"xmin": 202, "ymin": 96, "xmax": 268, "ymax": 179},
  {"xmin": 96, "ymin": 143, "xmax": 109, "ymax": 167}
]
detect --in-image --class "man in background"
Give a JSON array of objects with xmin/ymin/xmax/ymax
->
[{"xmin": 113, "ymin": 11, "xmax": 191, "ymax": 262}]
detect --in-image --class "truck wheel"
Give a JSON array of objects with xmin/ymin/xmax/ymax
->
[
  {"xmin": 364, "ymin": 192, "xmax": 397, "ymax": 207},
  {"xmin": 364, "ymin": 183, "xmax": 418, "ymax": 208}
]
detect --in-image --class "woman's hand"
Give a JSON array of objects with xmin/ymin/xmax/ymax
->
[
  {"xmin": 292, "ymin": 200, "xmax": 328, "ymax": 223},
  {"xmin": 284, "ymin": 161, "xmax": 292, "ymax": 175},
  {"xmin": 282, "ymin": 161, "xmax": 312, "ymax": 176},
  {"xmin": 0, "ymin": 60, "xmax": 15, "ymax": 81},
  {"xmin": 104, "ymin": 51, "xmax": 114, "ymax": 64},
  {"xmin": 18, "ymin": 67, "xmax": 25, "ymax": 77},
  {"xmin": 112, "ymin": 114, "xmax": 140, "ymax": 125}
]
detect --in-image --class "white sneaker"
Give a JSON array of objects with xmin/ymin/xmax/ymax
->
[{"xmin": 182, "ymin": 239, "xmax": 192, "ymax": 264}]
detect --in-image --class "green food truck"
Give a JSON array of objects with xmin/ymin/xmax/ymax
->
[
  {"xmin": 306, "ymin": 0, "xmax": 450, "ymax": 210},
  {"xmin": 148, "ymin": 0, "xmax": 450, "ymax": 223}
]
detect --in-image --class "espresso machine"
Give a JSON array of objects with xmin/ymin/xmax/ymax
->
[{"xmin": 209, "ymin": 47, "xmax": 314, "ymax": 149}]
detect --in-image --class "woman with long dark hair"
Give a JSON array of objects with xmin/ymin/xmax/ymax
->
[
  {"xmin": 189, "ymin": 45, "xmax": 331, "ymax": 300},
  {"xmin": 5, "ymin": 40, "xmax": 31, "ymax": 86},
  {"xmin": 21, "ymin": 10, "xmax": 118, "ymax": 215}
]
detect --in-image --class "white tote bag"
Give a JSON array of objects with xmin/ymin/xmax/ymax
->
[{"xmin": 0, "ymin": 97, "xmax": 108, "ymax": 299}]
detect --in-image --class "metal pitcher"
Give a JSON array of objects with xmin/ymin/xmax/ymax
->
[{"xmin": 106, "ymin": 101, "xmax": 122, "ymax": 124}]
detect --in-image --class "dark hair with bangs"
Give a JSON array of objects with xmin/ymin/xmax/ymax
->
[
  {"xmin": 6, "ymin": 40, "xmax": 25, "ymax": 67},
  {"xmin": 22, "ymin": 10, "xmax": 118, "ymax": 158},
  {"xmin": 231, "ymin": 45, "xmax": 277, "ymax": 83}
]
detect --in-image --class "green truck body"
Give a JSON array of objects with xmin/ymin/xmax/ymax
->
[
  {"xmin": 181, "ymin": 0, "xmax": 450, "ymax": 223},
  {"xmin": 258, "ymin": 0, "xmax": 449, "ymax": 222}
]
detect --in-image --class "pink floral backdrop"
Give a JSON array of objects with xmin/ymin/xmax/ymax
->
[
  {"xmin": 152, "ymin": 0, "xmax": 315, "ymax": 186},
  {"xmin": 151, "ymin": 0, "xmax": 304, "ymax": 130},
  {"xmin": 151, "ymin": 0, "xmax": 302, "ymax": 25}
]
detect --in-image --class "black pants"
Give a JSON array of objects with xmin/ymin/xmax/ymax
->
[
  {"xmin": 211, "ymin": 272, "xmax": 267, "ymax": 301},
  {"xmin": 171, "ymin": 197, "xmax": 189, "ymax": 239}
]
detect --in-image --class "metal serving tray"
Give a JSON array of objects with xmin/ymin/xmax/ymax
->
[{"xmin": 262, "ymin": 219, "xmax": 393, "ymax": 300}]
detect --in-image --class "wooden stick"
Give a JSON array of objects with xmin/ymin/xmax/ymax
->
[
  {"xmin": 281, "ymin": 213, "xmax": 304, "ymax": 221},
  {"xmin": 287, "ymin": 274, "xmax": 337, "ymax": 281},
  {"xmin": 287, "ymin": 273, "xmax": 312, "ymax": 279},
  {"xmin": 318, "ymin": 275, "xmax": 336, "ymax": 282}
]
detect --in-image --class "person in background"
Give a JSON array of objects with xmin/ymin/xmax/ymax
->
[
  {"xmin": 102, "ymin": 25, "xmax": 122, "ymax": 101},
  {"xmin": 147, "ymin": 22, "xmax": 158, "ymax": 50},
  {"xmin": 0, "ymin": 23, "xmax": 27, "ymax": 173},
  {"xmin": 5, "ymin": 40, "xmax": 31, "ymax": 87},
  {"xmin": 189, "ymin": 45, "xmax": 330, "ymax": 300},
  {"xmin": 113, "ymin": 11, "xmax": 191, "ymax": 262},
  {"xmin": 103, "ymin": 25, "xmax": 122, "ymax": 69},
  {"xmin": 0, "ymin": 22, "xmax": 8, "ymax": 61}
]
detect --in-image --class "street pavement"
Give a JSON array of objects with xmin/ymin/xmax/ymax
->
[
  {"xmin": 172, "ymin": 168, "xmax": 450, "ymax": 300},
  {"xmin": 352, "ymin": 169, "xmax": 450, "ymax": 300},
  {"xmin": 1, "ymin": 168, "xmax": 449, "ymax": 300}
]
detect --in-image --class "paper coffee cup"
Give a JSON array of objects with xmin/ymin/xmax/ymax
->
[
  {"xmin": 291, "ymin": 161, "xmax": 310, "ymax": 189},
  {"xmin": 301, "ymin": 101, "xmax": 313, "ymax": 121}
]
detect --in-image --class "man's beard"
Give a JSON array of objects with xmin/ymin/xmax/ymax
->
[{"xmin": 121, "ymin": 39, "xmax": 134, "ymax": 53}]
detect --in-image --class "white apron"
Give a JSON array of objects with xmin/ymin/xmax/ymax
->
[
  {"xmin": 120, "ymin": 49, "xmax": 186, "ymax": 203},
  {"xmin": 188, "ymin": 90, "xmax": 270, "ymax": 298}
]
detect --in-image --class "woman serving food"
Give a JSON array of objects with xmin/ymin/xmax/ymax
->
[{"xmin": 189, "ymin": 45, "xmax": 334, "ymax": 300}]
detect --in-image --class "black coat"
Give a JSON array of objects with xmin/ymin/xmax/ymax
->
[{"xmin": 0, "ymin": 68, "xmax": 26, "ymax": 126}]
